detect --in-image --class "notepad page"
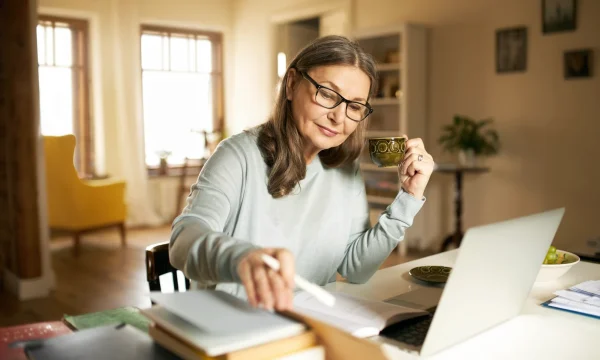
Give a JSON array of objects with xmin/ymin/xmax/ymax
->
[
  {"xmin": 554, "ymin": 289, "xmax": 600, "ymax": 307},
  {"xmin": 571, "ymin": 280, "xmax": 600, "ymax": 297},
  {"xmin": 291, "ymin": 305, "xmax": 380, "ymax": 338},
  {"xmin": 550, "ymin": 297, "xmax": 600, "ymax": 317},
  {"xmin": 548, "ymin": 301, "xmax": 600, "ymax": 318},
  {"xmin": 293, "ymin": 291, "xmax": 426, "ymax": 337}
]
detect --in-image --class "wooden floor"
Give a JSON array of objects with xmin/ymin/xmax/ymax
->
[{"xmin": 0, "ymin": 226, "xmax": 432, "ymax": 327}]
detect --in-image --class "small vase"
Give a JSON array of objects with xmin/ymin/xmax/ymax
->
[
  {"xmin": 458, "ymin": 149, "xmax": 476, "ymax": 167},
  {"xmin": 159, "ymin": 158, "xmax": 169, "ymax": 175}
]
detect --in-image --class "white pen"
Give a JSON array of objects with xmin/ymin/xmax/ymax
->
[{"xmin": 260, "ymin": 254, "xmax": 336, "ymax": 308}]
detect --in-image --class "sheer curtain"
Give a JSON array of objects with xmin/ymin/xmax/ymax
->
[{"xmin": 106, "ymin": 0, "xmax": 162, "ymax": 227}]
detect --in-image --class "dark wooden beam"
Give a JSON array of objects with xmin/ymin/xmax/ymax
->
[{"xmin": 0, "ymin": 0, "xmax": 43, "ymax": 279}]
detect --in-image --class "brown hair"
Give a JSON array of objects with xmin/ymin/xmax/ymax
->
[{"xmin": 257, "ymin": 35, "xmax": 377, "ymax": 198}]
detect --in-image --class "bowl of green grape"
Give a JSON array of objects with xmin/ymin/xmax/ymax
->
[{"xmin": 535, "ymin": 245, "xmax": 580, "ymax": 283}]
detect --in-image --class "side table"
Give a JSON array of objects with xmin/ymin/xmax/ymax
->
[{"xmin": 434, "ymin": 164, "xmax": 490, "ymax": 252}]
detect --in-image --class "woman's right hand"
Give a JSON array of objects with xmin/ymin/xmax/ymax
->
[{"xmin": 236, "ymin": 248, "xmax": 295, "ymax": 311}]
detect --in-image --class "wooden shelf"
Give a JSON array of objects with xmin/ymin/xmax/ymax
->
[
  {"xmin": 366, "ymin": 130, "xmax": 402, "ymax": 138},
  {"xmin": 370, "ymin": 98, "xmax": 399, "ymax": 106},
  {"xmin": 356, "ymin": 23, "xmax": 428, "ymax": 246},
  {"xmin": 366, "ymin": 195, "xmax": 394, "ymax": 206},
  {"xmin": 360, "ymin": 163, "xmax": 398, "ymax": 173},
  {"xmin": 376, "ymin": 63, "xmax": 401, "ymax": 72}
]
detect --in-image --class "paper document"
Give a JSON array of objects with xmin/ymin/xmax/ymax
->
[
  {"xmin": 550, "ymin": 297, "xmax": 600, "ymax": 316},
  {"xmin": 544, "ymin": 280, "xmax": 600, "ymax": 319},
  {"xmin": 571, "ymin": 280, "xmax": 600, "ymax": 297},
  {"xmin": 293, "ymin": 291, "xmax": 427, "ymax": 338},
  {"xmin": 554, "ymin": 289, "xmax": 600, "ymax": 307}
]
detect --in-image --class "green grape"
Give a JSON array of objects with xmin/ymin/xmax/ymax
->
[
  {"xmin": 548, "ymin": 245, "xmax": 557, "ymax": 254},
  {"xmin": 545, "ymin": 252, "xmax": 558, "ymax": 264}
]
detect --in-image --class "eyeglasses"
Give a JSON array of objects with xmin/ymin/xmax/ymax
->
[{"xmin": 300, "ymin": 71, "xmax": 373, "ymax": 122}]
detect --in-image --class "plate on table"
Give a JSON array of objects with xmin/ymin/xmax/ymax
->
[{"xmin": 409, "ymin": 266, "xmax": 452, "ymax": 284}]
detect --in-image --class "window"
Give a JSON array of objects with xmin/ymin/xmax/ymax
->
[
  {"xmin": 140, "ymin": 25, "xmax": 223, "ymax": 167},
  {"xmin": 37, "ymin": 16, "xmax": 92, "ymax": 176}
]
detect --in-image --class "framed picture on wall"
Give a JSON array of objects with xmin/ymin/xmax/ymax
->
[
  {"xmin": 542, "ymin": 0, "xmax": 577, "ymax": 34},
  {"xmin": 496, "ymin": 27, "xmax": 528, "ymax": 73},
  {"xmin": 564, "ymin": 49, "xmax": 593, "ymax": 79}
]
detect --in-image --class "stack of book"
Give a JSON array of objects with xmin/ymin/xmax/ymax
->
[
  {"xmin": 1, "ymin": 321, "xmax": 72, "ymax": 360},
  {"xmin": 542, "ymin": 280, "xmax": 600, "ymax": 319},
  {"xmin": 17, "ymin": 289, "xmax": 428, "ymax": 359},
  {"xmin": 141, "ymin": 291, "xmax": 323, "ymax": 360},
  {"xmin": 142, "ymin": 288, "xmax": 433, "ymax": 359}
]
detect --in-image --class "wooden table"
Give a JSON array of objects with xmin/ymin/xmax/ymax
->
[
  {"xmin": 434, "ymin": 164, "xmax": 489, "ymax": 251},
  {"xmin": 326, "ymin": 250, "xmax": 600, "ymax": 359}
]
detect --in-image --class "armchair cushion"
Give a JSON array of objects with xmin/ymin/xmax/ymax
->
[{"xmin": 43, "ymin": 135, "xmax": 127, "ymax": 231}]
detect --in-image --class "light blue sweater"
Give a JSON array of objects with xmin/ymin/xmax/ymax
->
[{"xmin": 169, "ymin": 129, "xmax": 425, "ymax": 299}]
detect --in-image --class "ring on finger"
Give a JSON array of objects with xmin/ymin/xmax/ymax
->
[{"xmin": 417, "ymin": 154, "xmax": 424, "ymax": 162}]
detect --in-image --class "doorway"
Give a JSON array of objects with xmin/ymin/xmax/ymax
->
[
  {"xmin": 276, "ymin": 17, "xmax": 320, "ymax": 76},
  {"xmin": 271, "ymin": 2, "xmax": 350, "ymax": 86}
]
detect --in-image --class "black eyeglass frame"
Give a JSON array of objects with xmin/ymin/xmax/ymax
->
[{"xmin": 299, "ymin": 71, "xmax": 373, "ymax": 122}]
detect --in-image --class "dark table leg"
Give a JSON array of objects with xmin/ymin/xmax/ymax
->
[{"xmin": 441, "ymin": 171, "xmax": 464, "ymax": 252}]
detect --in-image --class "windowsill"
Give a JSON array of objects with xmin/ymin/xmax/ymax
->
[
  {"xmin": 147, "ymin": 160, "xmax": 206, "ymax": 178},
  {"xmin": 80, "ymin": 173, "xmax": 109, "ymax": 180}
]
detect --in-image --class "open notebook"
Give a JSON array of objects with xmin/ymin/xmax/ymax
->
[{"xmin": 293, "ymin": 290, "xmax": 428, "ymax": 338}]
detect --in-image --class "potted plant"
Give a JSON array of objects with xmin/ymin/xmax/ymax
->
[{"xmin": 438, "ymin": 115, "xmax": 500, "ymax": 166}]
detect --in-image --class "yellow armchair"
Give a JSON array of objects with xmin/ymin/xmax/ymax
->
[{"xmin": 43, "ymin": 135, "xmax": 127, "ymax": 254}]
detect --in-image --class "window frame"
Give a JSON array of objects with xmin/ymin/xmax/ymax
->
[
  {"xmin": 38, "ymin": 15, "xmax": 94, "ymax": 177},
  {"xmin": 139, "ymin": 25, "xmax": 224, "ymax": 174}
]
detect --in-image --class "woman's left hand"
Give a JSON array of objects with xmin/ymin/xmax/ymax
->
[{"xmin": 398, "ymin": 137, "xmax": 435, "ymax": 200}]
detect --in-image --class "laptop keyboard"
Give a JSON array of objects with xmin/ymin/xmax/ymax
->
[{"xmin": 380, "ymin": 314, "xmax": 433, "ymax": 347}]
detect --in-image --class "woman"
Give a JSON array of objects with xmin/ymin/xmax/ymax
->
[{"xmin": 169, "ymin": 35, "xmax": 434, "ymax": 312}]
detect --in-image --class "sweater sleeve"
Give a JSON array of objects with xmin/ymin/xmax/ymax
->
[
  {"xmin": 337, "ymin": 166, "xmax": 425, "ymax": 284},
  {"xmin": 169, "ymin": 139, "xmax": 258, "ymax": 286}
]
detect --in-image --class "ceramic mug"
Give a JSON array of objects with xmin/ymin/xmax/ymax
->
[{"xmin": 368, "ymin": 137, "xmax": 407, "ymax": 167}]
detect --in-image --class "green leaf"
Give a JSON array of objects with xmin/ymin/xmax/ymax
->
[
  {"xmin": 476, "ymin": 118, "xmax": 493, "ymax": 129},
  {"xmin": 440, "ymin": 115, "xmax": 500, "ymax": 156}
]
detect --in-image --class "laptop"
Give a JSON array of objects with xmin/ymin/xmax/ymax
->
[{"xmin": 374, "ymin": 207, "xmax": 565, "ymax": 357}]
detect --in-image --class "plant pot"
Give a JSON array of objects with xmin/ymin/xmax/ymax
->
[{"xmin": 458, "ymin": 149, "xmax": 477, "ymax": 167}]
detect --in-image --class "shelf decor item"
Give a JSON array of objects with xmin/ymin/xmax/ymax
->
[
  {"xmin": 496, "ymin": 27, "xmax": 528, "ymax": 73},
  {"xmin": 438, "ymin": 115, "xmax": 500, "ymax": 167},
  {"xmin": 156, "ymin": 149, "xmax": 172, "ymax": 175},
  {"xmin": 542, "ymin": 0, "xmax": 577, "ymax": 34},
  {"xmin": 353, "ymin": 24, "xmax": 428, "ymax": 254},
  {"xmin": 353, "ymin": 23, "xmax": 427, "ymax": 174},
  {"xmin": 564, "ymin": 49, "xmax": 592, "ymax": 79}
]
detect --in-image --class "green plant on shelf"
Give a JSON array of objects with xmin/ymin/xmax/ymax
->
[{"xmin": 438, "ymin": 115, "xmax": 500, "ymax": 156}]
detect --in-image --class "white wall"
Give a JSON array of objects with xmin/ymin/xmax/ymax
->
[
  {"xmin": 229, "ymin": 0, "xmax": 352, "ymax": 135},
  {"xmin": 280, "ymin": 21, "xmax": 319, "ymax": 63},
  {"xmin": 231, "ymin": 0, "xmax": 600, "ymax": 252},
  {"xmin": 399, "ymin": 0, "xmax": 600, "ymax": 252}
]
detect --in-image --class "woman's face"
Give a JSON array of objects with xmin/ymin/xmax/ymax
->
[{"xmin": 286, "ymin": 65, "xmax": 371, "ymax": 161}]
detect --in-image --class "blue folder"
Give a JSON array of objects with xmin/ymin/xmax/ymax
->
[{"xmin": 541, "ymin": 297, "xmax": 600, "ymax": 320}]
